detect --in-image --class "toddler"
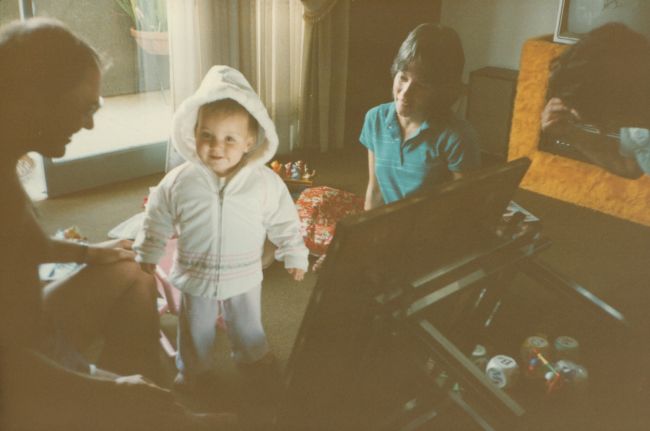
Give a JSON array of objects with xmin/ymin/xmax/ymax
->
[{"xmin": 134, "ymin": 65, "xmax": 308, "ymax": 388}]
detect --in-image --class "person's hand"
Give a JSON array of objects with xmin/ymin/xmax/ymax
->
[
  {"xmin": 541, "ymin": 97, "xmax": 581, "ymax": 137},
  {"xmin": 114, "ymin": 374, "xmax": 173, "ymax": 401},
  {"xmin": 115, "ymin": 373, "xmax": 159, "ymax": 387},
  {"xmin": 287, "ymin": 268, "xmax": 305, "ymax": 281},
  {"xmin": 311, "ymin": 254, "xmax": 327, "ymax": 272},
  {"xmin": 139, "ymin": 262, "xmax": 156, "ymax": 275},
  {"xmin": 84, "ymin": 239, "xmax": 136, "ymax": 265},
  {"xmin": 94, "ymin": 238, "xmax": 134, "ymax": 250}
]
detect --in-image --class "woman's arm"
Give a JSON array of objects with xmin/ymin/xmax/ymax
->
[
  {"xmin": 364, "ymin": 150, "xmax": 383, "ymax": 210},
  {"xmin": 22, "ymin": 202, "xmax": 135, "ymax": 266},
  {"xmin": 42, "ymin": 238, "xmax": 137, "ymax": 265},
  {"xmin": 541, "ymin": 98, "xmax": 643, "ymax": 179}
]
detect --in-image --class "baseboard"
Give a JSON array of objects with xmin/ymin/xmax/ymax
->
[{"xmin": 43, "ymin": 142, "xmax": 166, "ymax": 198}]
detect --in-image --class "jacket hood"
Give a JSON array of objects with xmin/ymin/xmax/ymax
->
[{"xmin": 171, "ymin": 65, "xmax": 278, "ymax": 170}]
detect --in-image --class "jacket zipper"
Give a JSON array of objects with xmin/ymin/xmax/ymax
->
[{"xmin": 215, "ymin": 185, "xmax": 225, "ymax": 292}]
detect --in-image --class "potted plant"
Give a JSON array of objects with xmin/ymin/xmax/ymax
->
[{"xmin": 115, "ymin": 0, "xmax": 168, "ymax": 55}]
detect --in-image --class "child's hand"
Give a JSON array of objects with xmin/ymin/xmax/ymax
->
[
  {"xmin": 139, "ymin": 262, "xmax": 156, "ymax": 275},
  {"xmin": 311, "ymin": 254, "xmax": 327, "ymax": 272},
  {"xmin": 287, "ymin": 268, "xmax": 305, "ymax": 281}
]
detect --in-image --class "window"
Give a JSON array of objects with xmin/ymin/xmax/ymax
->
[{"xmin": 20, "ymin": 0, "xmax": 171, "ymax": 199}]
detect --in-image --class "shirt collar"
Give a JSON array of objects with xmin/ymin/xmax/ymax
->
[{"xmin": 386, "ymin": 102, "xmax": 433, "ymax": 138}]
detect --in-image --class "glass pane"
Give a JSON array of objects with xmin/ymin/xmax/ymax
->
[
  {"xmin": 0, "ymin": 1, "xmax": 21, "ymax": 27},
  {"xmin": 29, "ymin": 0, "xmax": 171, "ymax": 197}
]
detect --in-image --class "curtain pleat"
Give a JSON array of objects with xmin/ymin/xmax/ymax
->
[{"xmin": 299, "ymin": 0, "xmax": 349, "ymax": 152}]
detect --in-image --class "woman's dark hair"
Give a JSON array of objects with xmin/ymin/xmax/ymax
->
[
  {"xmin": 391, "ymin": 23, "xmax": 465, "ymax": 113},
  {"xmin": 0, "ymin": 18, "xmax": 101, "ymax": 104},
  {"xmin": 548, "ymin": 23, "xmax": 650, "ymax": 127}
]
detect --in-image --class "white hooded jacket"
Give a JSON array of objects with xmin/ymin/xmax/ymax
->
[{"xmin": 134, "ymin": 65, "xmax": 308, "ymax": 300}]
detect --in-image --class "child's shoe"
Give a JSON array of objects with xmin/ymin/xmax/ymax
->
[
  {"xmin": 237, "ymin": 352, "xmax": 283, "ymax": 401},
  {"xmin": 237, "ymin": 353, "xmax": 282, "ymax": 428}
]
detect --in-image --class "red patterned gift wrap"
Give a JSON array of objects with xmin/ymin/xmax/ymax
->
[{"xmin": 295, "ymin": 186, "xmax": 364, "ymax": 256}]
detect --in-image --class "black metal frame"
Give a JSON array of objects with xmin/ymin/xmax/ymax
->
[{"xmin": 276, "ymin": 157, "xmax": 636, "ymax": 430}]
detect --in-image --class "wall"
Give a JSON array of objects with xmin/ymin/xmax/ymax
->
[{"xmin": 440, "ymin": 0, "xmax": 559, "ymax": 80}]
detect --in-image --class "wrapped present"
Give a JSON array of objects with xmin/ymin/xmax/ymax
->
[{"xmin": 296, "ymin": 186, "xmax": 364, "ymax": 256}]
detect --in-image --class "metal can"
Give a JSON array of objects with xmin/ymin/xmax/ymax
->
[
  {"xmin": 555, "ymin": 360, "xmax": 588, "ymax": 386},
  {"xmin": 554, "ymin": 336, "xmax": 580, "ymax": 362},
  {"xmin": 521, "ymin": 336, "xmax": 551, "ymax": 360}
]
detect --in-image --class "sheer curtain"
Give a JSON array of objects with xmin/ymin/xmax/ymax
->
[
  {"xmin": 255, "ymin": 0, "xmax": 305, "ymax": 155},
  {"xmin": 166, "ymin": 0, "xmax": 304, "ymax": 169}
]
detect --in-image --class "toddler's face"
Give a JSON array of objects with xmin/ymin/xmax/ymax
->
[{"xmin": 195, "ymin": 109, "xmax": 254, "ymax": 177}]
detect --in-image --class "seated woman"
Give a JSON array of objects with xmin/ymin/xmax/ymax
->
[
  {"xmin": 0, "ymin": 18, "xmax": 234, "ymax": 430},
  {"xmin": 361, "ymin": 23, "xmax": 481, "ymax": 210},
  {"xmin": 541, "ymin": 23, "xmax": 650, "ymax": 179}
]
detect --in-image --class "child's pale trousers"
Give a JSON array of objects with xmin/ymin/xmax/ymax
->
[{"xmin": 175, "ymin": 285, "xmax": 269, "ymax": 377}]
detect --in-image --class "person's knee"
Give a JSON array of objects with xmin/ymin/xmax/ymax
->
[
  {"xmin": 113, "ymin": 259, "xmax": 153, "ymax": 284},
  {"xmin": 116, "ymin": 260, "xmax": 157, "ymax": 300}
]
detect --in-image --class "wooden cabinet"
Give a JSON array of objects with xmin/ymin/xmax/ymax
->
[{"xmin": 466, "ymin": 67, "xmax": 519, "ymax": 163}]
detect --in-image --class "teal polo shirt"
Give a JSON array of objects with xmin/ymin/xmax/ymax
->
[{"xmin": 360, "ymin": 102, "xmax": 480, "ymax": 204}]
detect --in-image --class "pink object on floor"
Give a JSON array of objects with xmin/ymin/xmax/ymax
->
[
  {"xmin": 154, "ymin": 238, "xmax": 228, "ymax": 357},
  {"xmin": 154, "ymin": 238, "xmax": 180, "ymax": 357}
]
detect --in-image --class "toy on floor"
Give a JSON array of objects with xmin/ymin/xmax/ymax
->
[
  {"xmin": 39, "ymin": 226, "xmax": 87, "ymax": 281},
  {"xmin": 270, "ymin": 159, "xmax": 316, "ymax": 183},
  {"xmin": 60, "ymin": 225, "xmax": 86, "ymax": 242}
]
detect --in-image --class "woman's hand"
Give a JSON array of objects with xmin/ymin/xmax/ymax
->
[
  {"xmin": 287, "ymin": 268, "xmax": 305, "ymax": 281},
  {"xmin": 311, "ymin": 254, "xmax": 326, "ymax": 272},
  {"xmin": 93, "ymin": 238, "xmax": 134, "ymax": 250},
  {"xmin": 541, "ymin": 97, "xmax": 581, "ymax": 137},
  {"xmin": 115, "ymin": 374, "xmax": 166, "ymax": 390},
  {"xmin": 111, "ymin": 374, "xmax": 177, "ymax": 410},
  {"xmin": 139, "ymin": 262, "xmax": 156, "ymax": 275},
  {"xmin": 85, "ymin": 239, "xmax": 136, "ymax": 265}
]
